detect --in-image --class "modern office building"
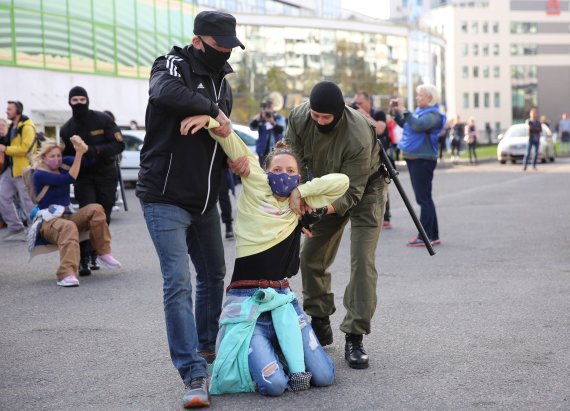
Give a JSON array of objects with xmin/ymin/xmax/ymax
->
[
  {"xmin": 0, "ymin": 0, "xmax": 444, "ymax": 134},
  {"xmin": 421, "ymin": 0, "xmax": 570, "ymax": 135}
]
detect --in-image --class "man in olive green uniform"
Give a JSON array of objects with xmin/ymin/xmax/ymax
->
[{"xmin": 285, "ymin": 81, "xmax": 386, "ymax": 369}]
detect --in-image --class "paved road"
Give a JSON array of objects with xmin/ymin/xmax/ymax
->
[{"xmin": 1, "ymin": 159, "xmax": 569, "ymax": 410}]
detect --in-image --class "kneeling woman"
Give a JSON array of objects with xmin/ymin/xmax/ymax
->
[
  {"xmin": 29, "ymin": 137, "xmax": 121, "ymax": 287},
  {"xmin": 181, "ymin": 116, "xmax": 349, "ymax": 397}
]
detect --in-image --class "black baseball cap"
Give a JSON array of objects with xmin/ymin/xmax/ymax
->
[{"xmin": 193, "ymin": 11, "xmax": 245, "ymax": 50}]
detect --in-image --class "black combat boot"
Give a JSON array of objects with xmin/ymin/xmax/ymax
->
[
  {"xmin": 89, "ymin": 251, "xmax": 100, "ymax": 271},
  {"xmin": 78, "ymin": 257, "xmax": 91, "ymax": 277},
  {"xmin": 345, "ymin": 333, "xmax": 369, "ymax": 369},
  {"xmin": 311, "ymin": 316, "xmax": 333, "ymax": 346}
]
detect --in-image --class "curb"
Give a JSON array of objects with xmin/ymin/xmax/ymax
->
[{"xmin": 394, "ymin": 157, "xmax": 496, "ymax": 172}]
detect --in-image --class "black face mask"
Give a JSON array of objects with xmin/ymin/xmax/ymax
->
[
  {"xmin": 199, "ymin": 39, "xmax": 231, "ymax": 73},
  {"xmin": 71, "ymin": 103, "xmax": 89, "ymax": 121},
  {"xmin": 315, "ymin": 117, "xmax": 340, "ymax": 134}
]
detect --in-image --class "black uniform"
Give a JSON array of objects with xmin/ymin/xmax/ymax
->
[{"xmin": 60, "ymin": 110, "xmax": 124, "ymax": 223}]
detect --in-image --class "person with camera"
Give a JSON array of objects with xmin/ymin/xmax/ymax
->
[
  {"xmin": 249, "ymin": 99, "xmax": 285, "ymax": 167},
  {"xmin": 390, "ymin": 84, "xmax": 446, "ymax": 247}
]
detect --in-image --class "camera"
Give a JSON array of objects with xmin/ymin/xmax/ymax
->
[
  {"xmin": 390, "ymin": 100, "xmax": 399, "ymax": 108},
  {"xmin": 265, "ymin": 112, "xmax": 273, "ymax": 119},
  {"xmin": 350, "ymin": 102, "xmax": 359, "ymax": 110},
  {"xmin": 260, "ymin": 102, "xmax": 268, "ymax": 109}
]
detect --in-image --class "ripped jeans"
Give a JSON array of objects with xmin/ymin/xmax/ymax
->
[{"xmin": 226, "ymin": 288, "xmax": 336, "ymax": 396}]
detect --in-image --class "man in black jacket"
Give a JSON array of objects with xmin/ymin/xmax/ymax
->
[
  {"xmin": 60, "ymin": 86, "xmax": 124, "ymax": 276},
  {"xmin": 136, "ymin": 10, "xmax": 245, "ymax": 408}
]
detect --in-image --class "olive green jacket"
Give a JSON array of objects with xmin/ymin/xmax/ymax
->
[{"xmin": 285, "ymin": 102, "xmax": 380, "ymax": 216}]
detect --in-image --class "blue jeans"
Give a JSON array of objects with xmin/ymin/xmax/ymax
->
[
  {"xmin": 523, "ymin": 139, "xmax": 539, "ymax": 169},
  {"xmin": 141, "ymin": 201, "xmax": 226, "ymax": 383},
  {"xmin": 406, "ymin": 158, "xmax": 439, "ymax": 241},
  {"xmin": 227, "ymin": 288, "xmax": 336, "ymax": 396}
]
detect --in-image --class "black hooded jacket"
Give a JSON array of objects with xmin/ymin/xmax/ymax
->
[{"xmin": 136, "ymin": 45, "xmax": 234, "ymax": 215}]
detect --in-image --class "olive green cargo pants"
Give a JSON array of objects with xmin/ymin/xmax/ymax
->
[{"xmin": 300, "ymin": 179, "xmax": 387, "ymax": 335}]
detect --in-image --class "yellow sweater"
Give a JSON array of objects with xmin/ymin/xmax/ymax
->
[{"xmin": 205, "ymin": 118, "xmax": 349, "ymax": 258}]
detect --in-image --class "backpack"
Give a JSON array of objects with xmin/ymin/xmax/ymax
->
[{"xmin": 22, "ymin": 166, "xmax": 49, "ymax": 204}]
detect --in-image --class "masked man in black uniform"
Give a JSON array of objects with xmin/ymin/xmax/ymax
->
[{"xmin": 60, "ymin": 86, "xmax": 124, "ymax": 276}]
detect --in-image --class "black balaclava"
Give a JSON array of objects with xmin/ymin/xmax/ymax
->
[
  {"xmin": 309, "ymin": 81, "xmax": 346, "ymax": 134},
  {"xmin": 68, "ymin": 86, "xmax": 90, "ymax": 121}
]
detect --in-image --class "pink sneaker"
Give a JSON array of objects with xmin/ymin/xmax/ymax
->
[
  {"xmin": 97, "ymin": 254, "xmax": 122, "ymax": 269},
  {"xmin": 57, "ymin": 275, "xmax": 80, "ymax": 287}
]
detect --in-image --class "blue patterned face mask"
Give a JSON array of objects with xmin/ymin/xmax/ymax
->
[{"xmin": 267, "ymin": 172, "xmax": 300, "ymax": 197}]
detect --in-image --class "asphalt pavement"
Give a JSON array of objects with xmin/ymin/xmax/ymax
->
[{"xmin": 1, "ymin": 158, "xmax": 569, "ymax": 410}]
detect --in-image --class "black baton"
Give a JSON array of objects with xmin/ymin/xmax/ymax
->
[{"xmin": 378, "ymin": 143, "xmax": 435, "ymax": 256}]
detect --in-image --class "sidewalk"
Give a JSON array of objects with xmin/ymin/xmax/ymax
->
[{"xmin": 394, "ymin": 156, "xmax": 495, "ymax": 171}]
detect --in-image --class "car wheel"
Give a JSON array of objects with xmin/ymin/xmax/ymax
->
[
  {"xmin": 499, "ymin": 160, "xmax": 506, "ymax": 164},
  {"xmin": 511, "ymin": 159, "xmax": 517, "ymax": 164},
  {"xmin": 541, "ymin": 158, "xmax": 546, "ymax": 164},
  {"xmin": 550, "ymin": 157, "xmax": 555, "ymax": 162}
]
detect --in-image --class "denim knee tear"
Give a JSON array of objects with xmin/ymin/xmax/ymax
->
[{"xmin": 262, "ymin": 361, "xmax": 279, "ymax": 383}]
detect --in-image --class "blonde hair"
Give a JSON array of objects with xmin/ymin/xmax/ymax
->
[
  {"xmin": 416, "ymin": 84, "xmax": 440, "ymax": 106},
  {"xmin": 32, "ymin": 138, "xmax": 64, "ymax": 169},
  {"xmin": 0, "ymin": 117, "xmax": 8, "ymax": 134}
]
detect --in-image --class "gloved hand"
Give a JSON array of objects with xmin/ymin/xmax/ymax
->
[{"xmin": 300, "ymin": 206, "xmax": 328, "ymax": 232}]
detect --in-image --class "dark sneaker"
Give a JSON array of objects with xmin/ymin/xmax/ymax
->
[
  {"xmin": 311, "ymin": 316, "xmax": 333, "ymax": 346},
  {"xmin": 406, "ymin": 236, "xmax": 427, "ymax": 247},
  {"xmin": 345, "ymin": 333, "xmax": 369, "ymax": 369},
  {"xmin": 79, "ymin": 258, "xmax": 91, "ymax": 277},
  {"xmin": 182, "ymin": 376, "xmax": 210, "ymax": 408},
  {"xmin": 225, "ymin": 230, "xmax": 234, "ymax": 239},
  {"xmin": 198, "ymin": 350, "xmax": 215, "ymax": 364}
]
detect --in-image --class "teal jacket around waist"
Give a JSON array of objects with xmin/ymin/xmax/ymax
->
[
  {"xmin": 210, "ymin": 288, "xmax": 303, "ymax": 395},
  {"xmin": 396, "ymin": 106, "xmax": 446, "ymax": 160}
]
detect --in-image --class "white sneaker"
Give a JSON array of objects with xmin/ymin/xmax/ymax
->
[{"xmin": 57, "ymin": 275, "xmax": 80, "ymax": 287}]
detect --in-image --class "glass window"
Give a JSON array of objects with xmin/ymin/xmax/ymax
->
[
  {"xmin": 493, "ymin": 44, "xmax": 499, "ymax": 56},
  {"xmin": 116, "ymin": 0, "xmax": 136, "ymax": 29},
  {"xmin": 463, "ymin": 92, "xmax": 469, "ymax": 109},
  {"xmin": 482, "ymin": 22, "xmax": 488, "ymax": 33},
  {"xmin": 482, "ymin": 44, "xmax": 489, "ymax": 56},
  {"xmin": 495, "ymin": 121, "xmax": 501, "ymax": 133},
  {"xmin": 474, "ymin": 92, "xmax": 479, "ymax": 108},
  {"xmin": 472, "ymin": 44, "xmax": 479, "ymax": 56},
  {"xmin": 137, "ymin": 30, "xmax": 156, "ymax": 78},
  {"xmin": 473, "ymin": 66, "xmax": 479, "ymax": 78},
  {"xmin": 14, "ymin": 9, "xmax": 43, "ymax": 67},
  {"xmin": 43, "ymin": 13, "xmax": 70, "ymax": 70},
  {"xmin": 169, "ymin": 0, "xmax": 183, "ymax": 46},
  {"xmin": 462, "ymin": 66, "xmax": 468, "ymax": 78},
  {"xmin": 43, "ymin": 0, "xmax": 66, "ymax": 15},
  {"xmin": 0, "ymin": 8, "xmax": 13, "ymax": 62},
  {"xmin": 471, "ymin": 22, "xmax": 478, "ymax": 34},
  {"xmin": 461, "ymin": 22, "xmax": 468, "ymax": 33},
  {"xmin": 493, "ymin": 22, "xmax": 499, "ymax": 33},
  {"xmin": 70, "ymin": 19, "xmax": 94, "ymax": 72},
  {"xmin": 483, "ymin": 66, "xmax": 489, "ymax": 78},
  {"xmin": 117, "ymin": 27, "xmax": 138, "ymax": 77},
  {"xmin": 484, "ymin": 92, "xmax": 490, "ymax": 108},
  {"xmin": 93, "ymin": 0, "xmax": 114, "ymax": 25},
  {"xmin": 68, "ymin": 0, "xmax": 92, "ymax": 20},
  {"xmin": 94, "ymin": 25, "xmax": 115, "ymax": 72},
  {"xmin": 493, "ymin": 66, "xmax": 500, "ymax": 77},
  {"xmin": 155, "ymin": 0, "xmax": 169, "ymax": 35},
  {"xmin": 461, "ymin": 43, "xmax": 468, "ymax": 56},
  {"xmin": 494, "ymin": 92, "xmax": 500, "ymax": 108}
]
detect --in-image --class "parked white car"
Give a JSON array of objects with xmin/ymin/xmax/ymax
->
[
  {"xmin": 120, "ymin": 130, "xmax": 146, "ymax": 183},
  {"xmin": 497, "ymin": 123, "xmax": 556, "ymax": 164}
]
